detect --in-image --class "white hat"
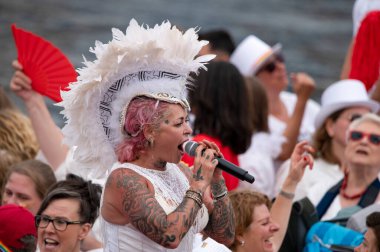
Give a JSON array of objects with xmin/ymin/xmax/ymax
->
[
  {"xmin": 59, "ymin": 19, "xmax": 213, "ymax": 178},
  {"xmin": 230, "ymin": 35, "xmax": 281, "ymax": 76},
  {"xmin": 314, "ymin": 79, "xmax": 380, "ymax": 129}
]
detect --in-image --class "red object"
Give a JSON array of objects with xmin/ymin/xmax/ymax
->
[
  {"xmin": 0, "ymin": 204, "xmax": 37, "ymax": 250},
  {"xmin": 11, "ymin": 24, "xmax": 77, "ymax": 102},
  {"xmin": 181, "ymin": 134, "xmax": 240, "ymax": 191},
  {"xmin": 339, "ymin": 173, "xmax": 366, "ymax": 200},
  {"xmin": 349, "ymin": 11, "xmax": 380, "ymax": 91}
]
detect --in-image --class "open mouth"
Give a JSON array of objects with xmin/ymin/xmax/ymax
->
[
  {"xmin": 44, "ymin": 238, "xmax": 59, "ymax": 249},
  {"xmin": 356, "ymin": 149, "xmax": 369, "ymax": 155}
]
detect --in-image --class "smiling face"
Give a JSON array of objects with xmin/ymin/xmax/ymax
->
[
  {"xmin": 2, "ymin": 172, "xmax": 42, "ymax": 214},
  {"xmin": 148, "ymin": 103, "xmax": 192, "ymax": 164},
  {"xmin": 238, "ymin": 204, "xmax": 279, "ymax": 252},
  {"xmin": 345, "ymin": 120, "xmax": 380, "ymax": 168},
  {"xmin": 37, "ymin": 199, "xmax": 90, "ymax": 252}
]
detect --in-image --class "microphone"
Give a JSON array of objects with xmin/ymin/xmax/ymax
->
[{"xmin": 183, "ymin": 141, "xmax": 255, "ymax": 184}]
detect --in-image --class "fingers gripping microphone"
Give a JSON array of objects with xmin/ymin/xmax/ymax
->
[{"xmin": 183, "ymin": 141, "xmax": 255, "ymax": 184}]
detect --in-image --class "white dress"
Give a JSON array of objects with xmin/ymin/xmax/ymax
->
[
  {"xmin": 101, "ymin": 162, "xmax": 209, "ymax": 252},
  {"xmin": 238, "ymin": 132, "xmax": 285, "ymax": 199},
  {"xmin": 275, "ymin": 158, "xmax": 343, "ymax": 201},
  {"xmin": 269, "ymin": 91, "xmax": 320, "ymax": 144}
]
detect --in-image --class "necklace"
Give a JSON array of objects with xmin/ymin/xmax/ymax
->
[{"xmin": 340, "ymin": 173, "xmax": 366, "ymax": 200}]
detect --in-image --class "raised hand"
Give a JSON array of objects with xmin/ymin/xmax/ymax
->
[
  {"xmin": 287, "ymin": 140, "xmax": 315, "ymax": 185},
  {"xmin": 290, "ymin": 72, "xmax": 316, "ymax": 100},
  {"xmin": 10, "ymin": 60, "xmax": 42, "ymax": 102}
]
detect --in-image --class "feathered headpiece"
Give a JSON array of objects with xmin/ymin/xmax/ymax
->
[{"xmin": 59, "ymin": 19, "xmax": 213, "ymax": 178}]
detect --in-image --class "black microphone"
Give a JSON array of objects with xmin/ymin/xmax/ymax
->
[{"xmin": 183, "ymin": 141, "xmax": 255, "ymax": 184}]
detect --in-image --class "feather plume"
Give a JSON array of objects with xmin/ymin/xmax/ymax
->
[{"xmin": 59, "ymin": 19, "xmax": 212, "ymax": 178}]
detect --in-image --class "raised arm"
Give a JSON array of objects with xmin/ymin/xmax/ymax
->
[
  {"xmin": 10, "ymin": 60, "xmax": 69, "ymax": 170},
  {"xmin": 271, "ymin": 141, "xmax": 314, "ymax": 250},
  {"xmin": 277, "ymin": 73, "xmax": 315, "ymax": 161},
  {"xmin": 103, "ymin": 141, "xmax": 231, "ymax": 249}
]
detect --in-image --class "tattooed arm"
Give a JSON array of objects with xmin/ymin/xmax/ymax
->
[
  {"xmin": 103, "ymin": 168, "xmax": 203, "ymax": 249},
  {"xmin": 203, "ymin": 178, "xmax": 235, "ymax": 246}
]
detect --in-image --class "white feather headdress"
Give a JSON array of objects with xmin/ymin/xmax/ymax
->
[{"xmin": 59, "ymin": 19, "xmax": 213, "ymax": 179}]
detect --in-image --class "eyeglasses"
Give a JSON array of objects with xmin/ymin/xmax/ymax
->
[
  {"xmin": 35, "ymin": 215, "xmax": 84, "ymax": 231},
  {"xmin": 258, "ymin": 53, "xmax": 285, "ymax": 73},
  {"xmin": 349, "ymin": 130, "xmax": 380, "ymax": 145}
]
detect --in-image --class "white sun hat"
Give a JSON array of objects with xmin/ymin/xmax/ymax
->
[
  {"xmin": 59, "ymin": 19, "xmax": 214, "ymax": 178},
  {"xmin": 314, "ymin": 79, "xmax": 380, "ymax": 129},
  {"xmin": 230, "ymin": 35, "xmax": 281, "ymax": 76}
]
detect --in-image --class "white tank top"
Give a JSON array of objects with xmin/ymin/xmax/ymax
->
[{"xmin": 101, "ymin": 162, "xmax": 209, "ymax": 252}]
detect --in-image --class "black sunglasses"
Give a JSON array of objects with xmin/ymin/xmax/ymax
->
[
  {"xmin": 258, "ymin": 53, "xmax": 285, "ymax": 73},
  {"xmin": 349, "ymin": 130, "xmax": 380, "ymax": 145}
]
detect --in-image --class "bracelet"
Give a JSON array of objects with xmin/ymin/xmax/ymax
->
[
  {"xmin": 185, "ymin": 190, "xmax": 203, "ymax": 208},
  {"xmin": 279, "ymin": 189, "xmax": 295, "ymax": 200},
  {"xmin": 213, "ymin": 190, "xmax": 228, "ymax": 202}
]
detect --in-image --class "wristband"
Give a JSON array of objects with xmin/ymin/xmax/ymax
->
[{"xmin": 279, "ymin": 189, "xmax": 295, "ymax": 200}]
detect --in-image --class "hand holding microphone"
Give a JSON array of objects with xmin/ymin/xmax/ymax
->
[{"xmin": 183, "ymin": 141, "xmax": 255, "ymax": 184}]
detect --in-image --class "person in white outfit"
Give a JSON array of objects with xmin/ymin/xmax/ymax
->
[
  {"xmin": 276, "ymin": 79, "xmax": 379, "ymax": 201},
  {"xmin": 238, "ymin": 77, "xmax": 285, "ymax": 198},
  {"xmin": 230, "ymin": 35, "xmax": 320, "ymax": 165},
  {"xmin": 60, "ymin": 19, "xmax": 235, "ymax": 251}
]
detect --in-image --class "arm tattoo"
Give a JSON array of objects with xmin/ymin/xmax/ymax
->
[
  {"xmin": 211, "ymin": 179, "xmax": 227, "ymax": 196},
  {"xmin": 112, "ymin": 170, "xmax": 201, "ymax": 248},
  {"xmin": 204, "ymin": 179, "xmax": 235, "ymax": 245},
  {"xmin": 193, "ymin": 166, "xmax": 204, "ymax": 181}
]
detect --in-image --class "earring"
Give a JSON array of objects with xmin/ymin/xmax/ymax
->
[
  {"xmin": 148, "ymin": 137, "xmax": 154, "ymax": 147},
  {"xmin": 240, "ymin": 240, "xmax": 245, "ymax": 246}
]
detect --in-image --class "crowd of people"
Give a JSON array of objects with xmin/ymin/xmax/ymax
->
[{"xmin": 1, "ymin": 1, "xmax": 380, "ymax": 251}]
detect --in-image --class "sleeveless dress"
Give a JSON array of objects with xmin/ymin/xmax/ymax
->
[{"xmin": 101, "ymin": 162, "xmax": 209, "ymax": 252}]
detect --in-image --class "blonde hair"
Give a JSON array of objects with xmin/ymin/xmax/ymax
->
[{"xmin": 0, "ymin": 109, "xmax": 39, "ymax": 160}]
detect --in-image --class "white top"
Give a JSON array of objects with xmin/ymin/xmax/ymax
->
[
  {"xmin": 269, "ymin": 91, "xmax": 320, "ymax": 143},
  {"xmin": 238, "ymin": 132, "xmax": 285, "ymax": 199},
  {"xmin": 101, "ymin": 162, "xmax": 209, "ymax": 252},
  {"xmin": 275, "ymin": 158, "xmax": 343, "ymax": 201},
  {"xmin": 269, "ymin": 91, "xmax": 320, "ymax": 169}
]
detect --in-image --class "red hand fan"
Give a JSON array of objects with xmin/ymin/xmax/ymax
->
[{"xmin": 11, "ymin": 24, "xmax": 77, "ymax": 102}]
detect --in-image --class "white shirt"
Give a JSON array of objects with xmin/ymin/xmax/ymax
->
[
  {"xmin": 269, "ymin": 91, "xmax": 320, "ymax": 144},
  {"xmin": 275, "ymin": 158, "xmax": 343, "ymax": 201},
  {"xmin": 238, "ymin": 132, "xmax": 285, "ymax": 199}
]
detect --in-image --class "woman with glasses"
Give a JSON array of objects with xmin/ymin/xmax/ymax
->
[
  {"xmin": 35, "ymin": 173, "xmax": 102, "ymax": 252},
  {"xmin": 276, "ymin": 79, "xmax": 379, "ymax": 201},
  {"xmin": 308, "ymin": 113, "xmax": 380, "ymax": 220}
]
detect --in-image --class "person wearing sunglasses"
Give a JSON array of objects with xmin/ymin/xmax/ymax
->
[
  {"xmin": 35, "ymin": 173, "xmax": 102, "ymax": 252},
  {"xmin": 230, "ymin": 35, "xmax": 320, "ymax": 167},
  {"xmin": 307, "ymin": 113, "xmax": 380, "ymax": 221},
  {"xmin": 276, "ymin": 79, "xmax": 379, "ymax": 201}
]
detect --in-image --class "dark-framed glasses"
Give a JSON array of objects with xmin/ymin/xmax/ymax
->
[
  {"xmin": 349, "ymin": 130, "xmax": 380, "ymax": 145},
  {"xmin": 35, "ymin": 215, "xmax": 84, "ymax": 231},
  {"xmin": 258, "ymin": 53, "xmax": 285, "ymax": 73}
]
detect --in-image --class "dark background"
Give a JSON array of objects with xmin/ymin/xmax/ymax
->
[{"xmin": 0, "ymin": 0, "xmax": 354, "ymax": 126}]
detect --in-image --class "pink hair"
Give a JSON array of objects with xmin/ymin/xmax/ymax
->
[{"xmin": 116, "ymin": 96, "xmax": 169, "ymax": 162}]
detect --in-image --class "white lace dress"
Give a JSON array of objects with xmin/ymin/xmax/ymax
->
[{"xmin": 101, "ymin": 162, "xmax": 209, "ymax": 252}]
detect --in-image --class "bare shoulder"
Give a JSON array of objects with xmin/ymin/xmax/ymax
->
[
  {"xmin": 178, "ymin": 161, "xmax": 193, "ymax": 181},
  {"xmin": 105, "ymin": 167, "xmax": 153, "ymax": 195}
]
